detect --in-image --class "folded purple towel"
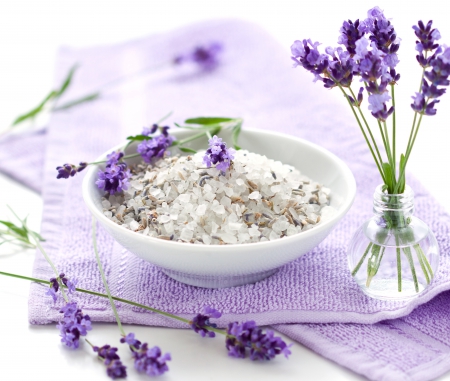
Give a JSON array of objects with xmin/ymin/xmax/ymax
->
[{"xmin": 2, "ymin": 20, "xmax": 448, "ymax": 381}]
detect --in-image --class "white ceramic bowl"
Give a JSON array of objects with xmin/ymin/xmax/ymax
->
[{"xmin": 83, "ymin": 128, "xmax": 356, "ymax": 288}]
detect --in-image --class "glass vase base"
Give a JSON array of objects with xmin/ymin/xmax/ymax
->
[{"xmin": 357, "ymin": 278, "xmax": 426, "ymax": 301}]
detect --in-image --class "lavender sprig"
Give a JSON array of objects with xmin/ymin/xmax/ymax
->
[
  {"xmin": 174, "ymin": 42, "xmax": 223, "ymax": 71},
  {"xmin": 190, "ymin": 306, "xmax": 222, "ymax": 337},
  {"xmin": 58, "ymin": 302, "xmax": 92, "ymax": 349},
  {"xmin": 203, "ymin": 135, "xmax": 235, "ymax": 172}
]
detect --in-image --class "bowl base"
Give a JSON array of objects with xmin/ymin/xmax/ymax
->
[{"xmin": 160, "ymin": 268, "xmax": 279, "ymax": 288}]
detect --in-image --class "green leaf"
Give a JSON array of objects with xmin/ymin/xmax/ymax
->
[
  {"xmin": 12, "ymin": 91, "xmax": 57, "ymax": 126},
  {"xmin": 179, "ymin": 147, "xmax": 197, "ymax": 153},
  {"xmin": 126, "ymin": 134, "xmax": 152, "ymax": 142},
  {"xmin": 56, "ymin": 64, "xmax": 79, "ymax": 97},
  {"xmin": 398, "ymin": 154, "xmax": 406, "ymax": 194},
  {"xmin": 0, "ymin": 220, "xmax": 28, "ymax": 239},
  {"xmin": 382, "ymin": 162, "xmax": 394, "ymax": 194},
  {"xmin": 232, "ymin": 123, "xmax": 242, "ymax": 150},
  {"xmin": 171, "ymin": 140, "xmax": 180, "ymax": 146},
  {"xmin": 53, "ymin": 92, "xmax": 99, "ymax": 111},
  {"xmin": 184, "ymin": 117, "xmax": 234, "ymax": 125}
]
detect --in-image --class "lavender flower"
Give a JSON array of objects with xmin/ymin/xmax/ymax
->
[
  {"xmin": 96, "ymin": 161, "xmax": 131, "ymax": 195},
  {"xmin": 93, "ymin": 344, "xmax": 127, "ymax": 379},
  {"xmin": 203, "ymin": 135, "xmax": 235, "ymax": 171},
  {"xmin": 57, "ymin": 302, "xmax": 92, "ymax": 349},
  {"xmin": 121, "ymin": 335, "xmax": 170, "ymax": 377},
  {"xmin": 142, "ymin": 124, "xmax": 158, "ymax": 136},
  {"xmin": 411, "ymin": 46, "xmax": 450, "ymax": 115},
  {"xmin": 226, "ymin": 320, "xmax": 292, "ymax": 361},
  {"xmin": 120, "ymin": 332, "xmax": 141, "ymax": 349},
  {"xmin": 414, "ymin": 20, "xmax": 441, "ymax": 56},
  {"xmin": 190, "ymin": 306, "xmax": 222, "ymax": 338},
  {"xmin": 137, "ymin": 133, "xmax": 174, "ymax": 163},
  {"xmin": 46, "ymin": 273, "xmax": 77, "ymax": 302},
  {"xmin": 174, "ymin": 42, "xmax": 223, "ymax": 71},
  {"xmin": 338, "ymin": 19, "xmax": 365, "ymax": 55},
  {"xmin": 56, "ymin": 162, "xmax": 87, "ymax": 179}
]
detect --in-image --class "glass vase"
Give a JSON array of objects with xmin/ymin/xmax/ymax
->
[{"xmin": 347, "ymin": 185, "xmax": 440, "ymax": 300}]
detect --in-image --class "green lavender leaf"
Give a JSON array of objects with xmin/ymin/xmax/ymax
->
[
  {"xmin": 12, "ymin": 90, "xmax": 57, "ymax": 126},
  {"xmin": 53, "ymin": 92, "xmax": 99, "ymax": 111},
  {"xmin": 126, "ymin": 134, "xmax": 152, "ymax": 142},
  {"xmin": 398, "ymin": 154, "xmax": 406, "ymax": 194},
  {"xmin": 382, "ymin": 162, "xmax": 394, "ymax": 193},
  {"xmin": 179, "ymin": 147, "xmax": 197, "ymax": 153},
  {"xmin": 56, "ymin": 64, "xmax": 79, "ymax": 97},
  {"xmin": 232, "ymin": 122, "xmax": 242, "ymax": 150},
  {"xmin": 184, "ymin": 117, "xmax": 234, "ymax": 125},
  {"xmin": 0, "ymin": 220, "xmax": 28, "ymax": 239}
]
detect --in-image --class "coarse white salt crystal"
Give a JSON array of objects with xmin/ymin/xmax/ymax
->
[
  {"xmin": 196, "ymin": 204, "xmax": 207, "ymax": 216},
  {"xmin": 271, "ymin": 185, "xmax": 281, "ymax": 193},
  {"xmin": 202, "ymin": 234, "xmax": 212, "ymax": 245},
  {"xmin": 102, "ymin": 200, "xmax": 111, "ymax": 209},
  {"xmin": 129, "ymin": 220, "xmax": 140, "ymax": 231},
  {"xmin": 159, "ymin": 215, "xmax": 171, "ymax": 224},
  {"xmin": 104, "ymin": 211, "xmax": 112, "ymax": 218},
  {"xmin": 178, "ymin": 194, "xmax": 191, "ymax": 203},
  {"xmin": 221, "ymin": 233, "xmax": 237, "ymax": 244},
  {"xmin": 220, "ymin": 196, "xmax": 232, "ymax": 208},
  {"xmin": 269, "ymin": 230, "xmax": 280, "ymax": 240},
  {"xmin": 229, "ymin": 222, "xmax": 243, "ymax": 231},
  {"xmin": 236, "ymin": 179, "xmax": 244, "ymax": 186},
  {"xmin": 180, "ymin": 228, "xmax": 193, "ymax": 241},
  {"xmin": 164, "ymin": 221, "xmax": 174, "ymax": 234},
  {"xmin": 248, "ymin": 191, "xmax": 261, "ymax": 200},
  {"xmin": 286, "ymin": 225, "xmax": 297, "ymax": 236},
  {"xmin": 212, "ymin": 204, "xmax": 225, "ymax": 214}
]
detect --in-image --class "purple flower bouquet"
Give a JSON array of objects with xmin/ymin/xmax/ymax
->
[{"xmin": 291, "ymin": 6, "xmax": 449, "ymax": 300}]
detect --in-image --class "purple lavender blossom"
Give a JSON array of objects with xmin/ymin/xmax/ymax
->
[
  {"xmin": 203, "ymin": 135, "xmax": 235, "ymax": 171},
  {"xmin": 174, "ymin": 42, "xmax": 223, "ymax": 71},
  {"xmin": 142, "ymin": 124, "xmax": 158, "ymax": 136},
  {"xmin": 96, "ymin": 162, "xmax": 131, "ymax": 195},
  {"xmin": 411, "ymin": 46, "xmax": 450, "ymax": 115},
  {"xmin": 226, "ymin": 320, "xmax": 292, "ymax": 361},
  {"xmin": 120, "ymin": 332, "xmax": 141, "ymax": 349},
  {"xmin": 93, "ymin": 344, "xmax": 127, "ymax": 379},
  {"xmin": 56, "ymin": 162, "xmax": 88, "ymax": 179},
  {"xmin": 121, "ymin": 333, "xmax": 170, "ymax": 376},
  {"xmin": 46, "ymin": 273, "xmax": 77, "ymax": 302},
  {"xmin": 57, "ymin": 302, "xmax": 92, "ymax": 349},
  {"xmin": 106, "ymin": 152, "xmax": 124, "ymax": 166},
  {"xmin": 413, "ymin": 20, "xmax": 441, "ymax": 55},
  {"xmin": 137, "ymin": 133, "xmax": 174, "ymax": 163},
  {"xmin": 190, "ymin": 306, "xmax": 222, "ymax": 338},
  {"xmin": 338, "ymin": 19, "xmax": 365, "ymax": 55}
]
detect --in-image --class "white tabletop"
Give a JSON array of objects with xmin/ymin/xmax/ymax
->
[{"xmin": 2, "ymin": 1, "xmax": 450, "ymax": 380}]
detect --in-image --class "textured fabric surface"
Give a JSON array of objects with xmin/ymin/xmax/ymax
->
[
  {"xmin": 12, "ymin": 20, "xmax": 450, "ymax": 380},
  {"xmin": 0, "ymin": 128, "xmax": 46, "ymax": 193}
]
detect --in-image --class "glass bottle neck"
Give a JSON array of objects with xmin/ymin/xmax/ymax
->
[{"xmin": 373, "ymin": 185, "xmax": 414, "ymax": 228}]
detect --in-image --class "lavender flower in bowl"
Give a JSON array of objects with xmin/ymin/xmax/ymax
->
[{"xmin": 82, "ymin": 127, "xmax": 356, "ymax": 288}]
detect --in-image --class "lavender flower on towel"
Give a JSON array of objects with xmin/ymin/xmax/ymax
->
[{"xmin": 46, "ymin": 272, "xmax": 77, "ymax": 302}]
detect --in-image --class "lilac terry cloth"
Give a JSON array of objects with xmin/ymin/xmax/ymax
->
[
  {"xmin": 0, "ymin": 128, "xmax": 46, "ymax": 193},
  {"xmin": 23, "ymin": 20, "xmax": 450, "ymax": 381}
]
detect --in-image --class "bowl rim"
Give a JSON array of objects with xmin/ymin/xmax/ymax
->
[{"xmin": 82, "ymin": 127, "xmax": 356, "ymax": 252}]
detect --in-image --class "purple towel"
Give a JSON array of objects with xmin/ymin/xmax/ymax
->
[
  {"xmin": 0, "ymin": 128, "xmax": 46, "ymax": 193},
  {"xmin": 3, "ymin": 20, "xmax": 449, "ymax": 381}
]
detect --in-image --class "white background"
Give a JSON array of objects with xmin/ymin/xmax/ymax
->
[{"xmin": 1, "ymin": 0, "xmax": 450, "ymax": 380}]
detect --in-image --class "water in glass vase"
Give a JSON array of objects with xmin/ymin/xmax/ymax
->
[{"xmin": 347, "ymin": 185, "xmax": 440, "ymax": 301}]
